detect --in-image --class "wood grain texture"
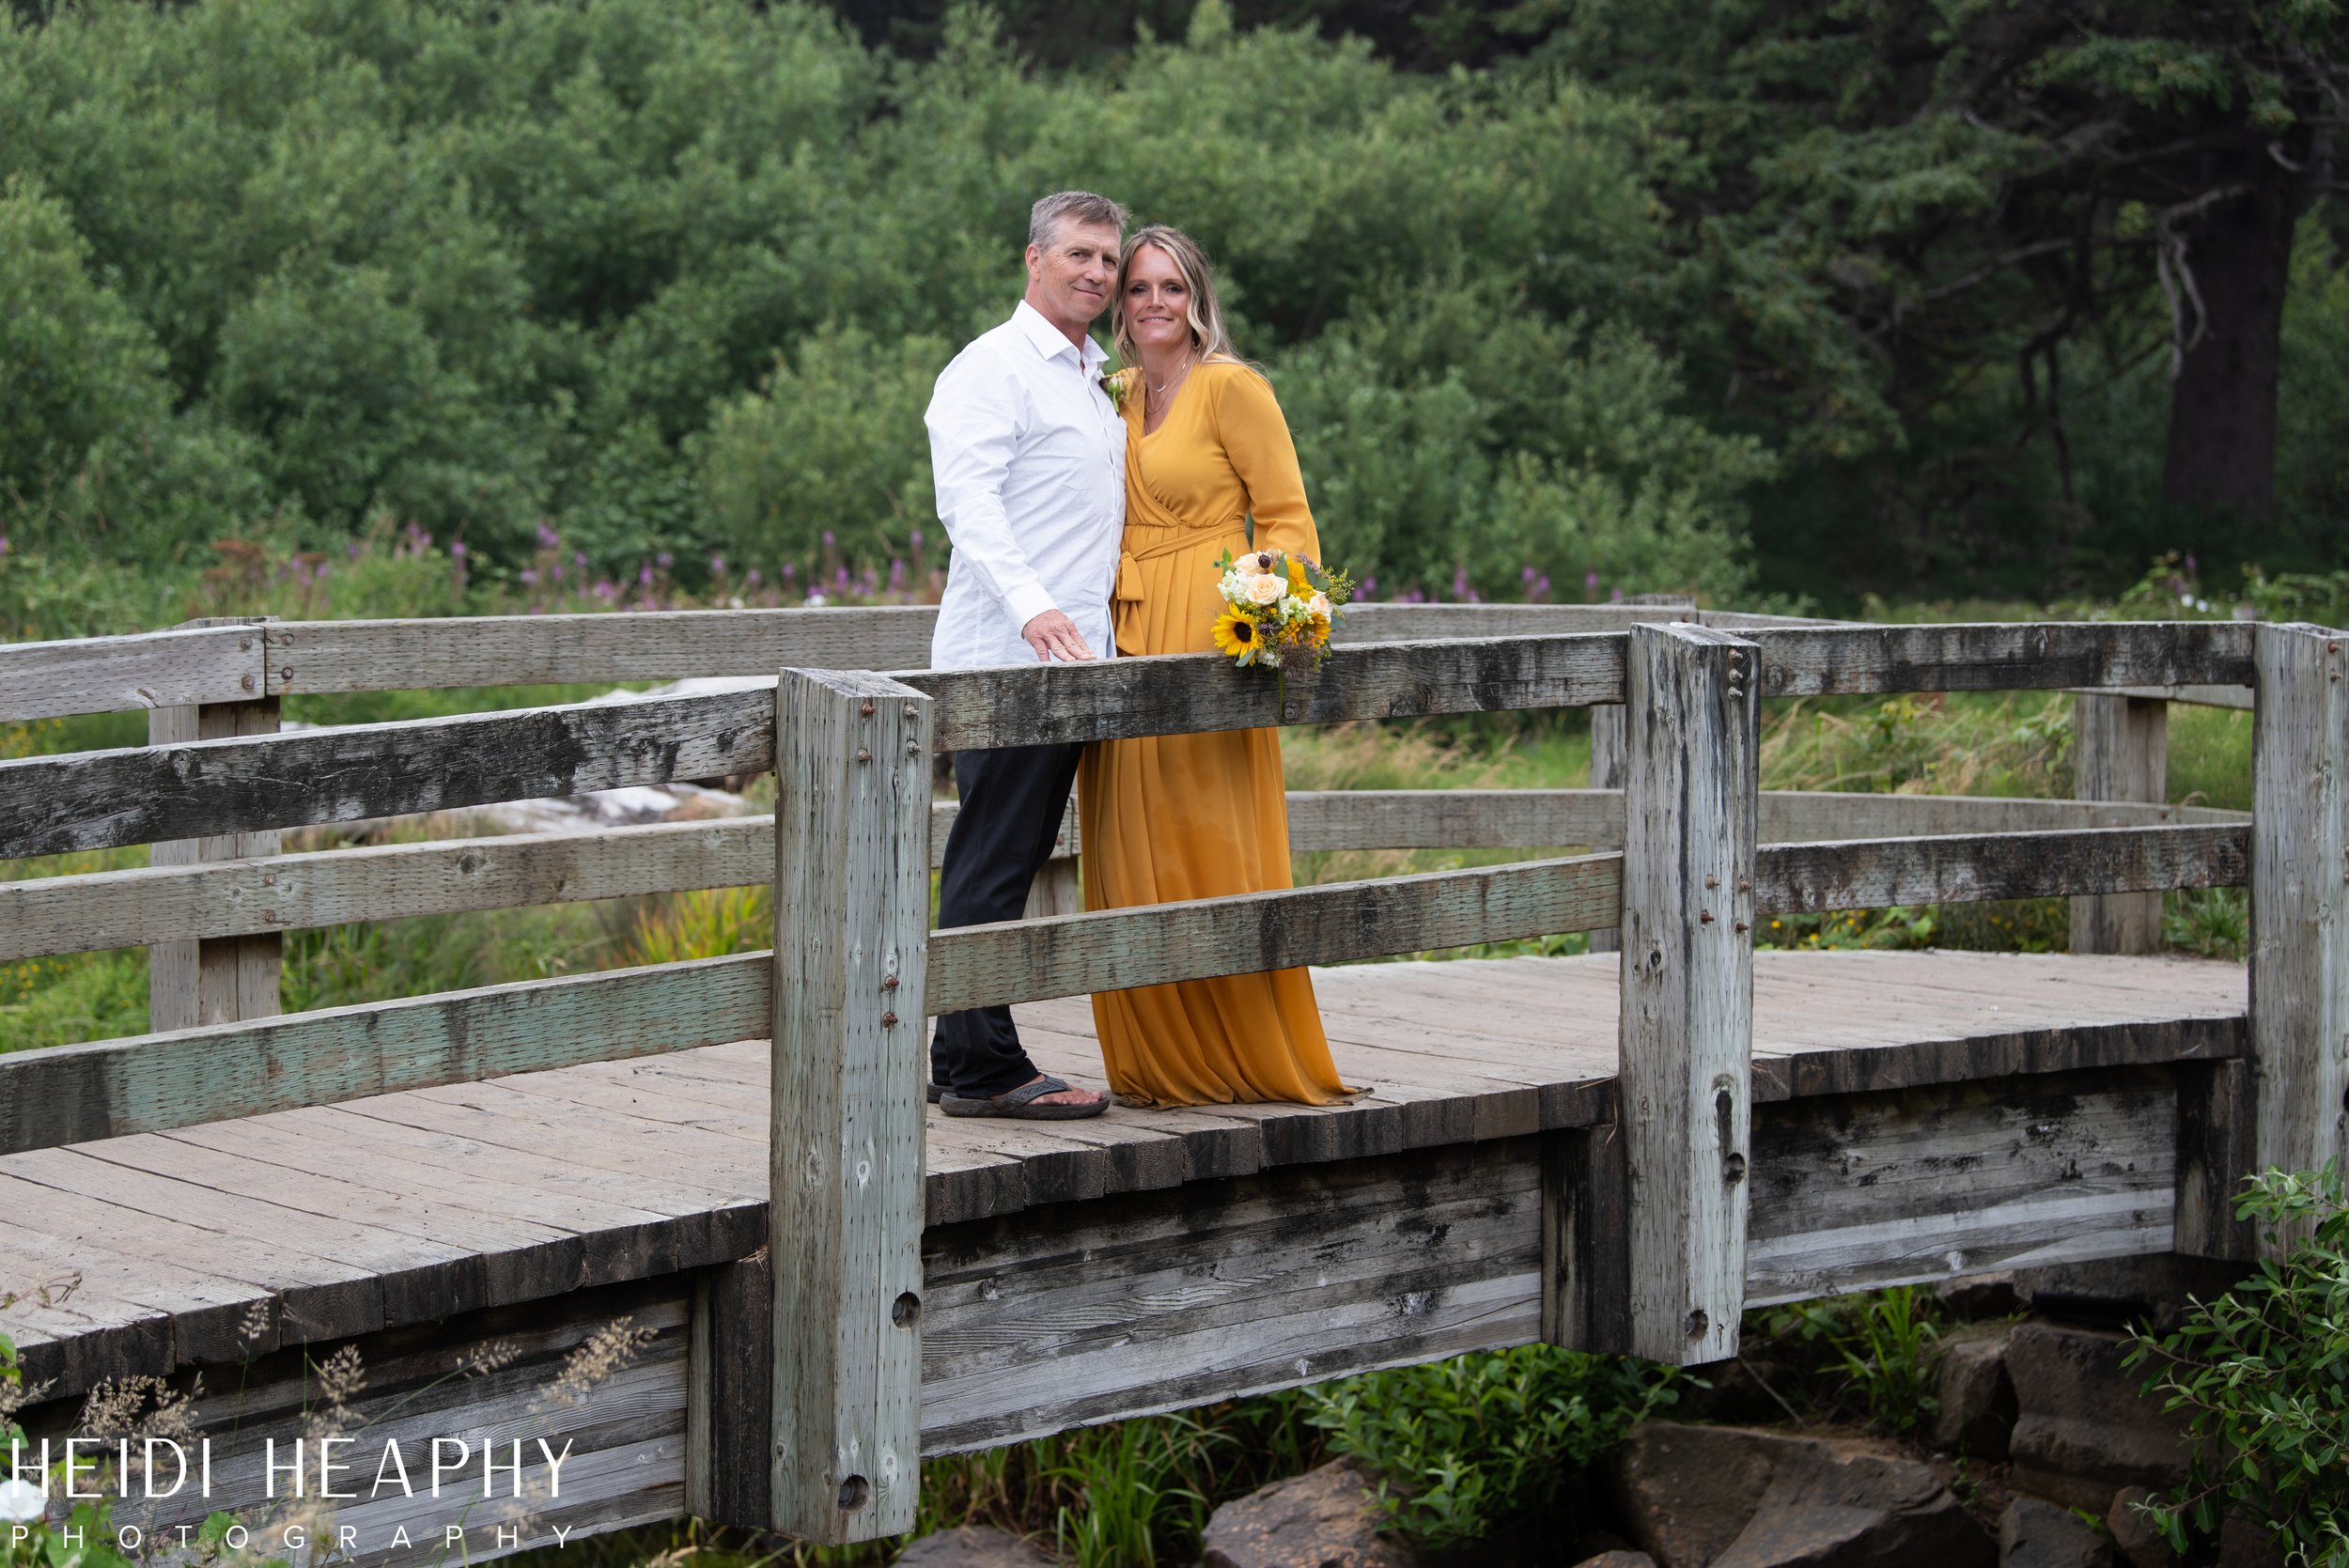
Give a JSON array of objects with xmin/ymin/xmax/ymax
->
[
  {"xmin": 2174, "ymin": 1057, "xmax": 2259, "ymax": 1262},
  {"xmin": 1746, "ymin": 621, "xmax": 2252, "ymax": 696},
  {"xmin": 688, "ymin": 1250, "xmax": 775, "ymax": 1528},
  {"xmin": 904, "ymin": 634, "xmax": 1626, "ymax": 751},
  {"xmin": 1746, "ymin": 1070, "xmax": 2177, "ymax": 1303},
  {"xmin": 1618, "ymin": 623, "xmax": 1758, "ymax": 1364},
  {"xmin": 2092, "ymin": 683, "xmax": 2254, "ymax": 710},
  {"xmin": 1754, "ymin": 824, "xmax": 2248, "ymax": 912},
  {"xmin": 917, "ymin": 1139, "xmax": 1544, "ymax": 1454},
  {"xmin": 2248, "ymin": 623, "xmax": 2349, "ymax": 1211},
  {"xmin": 264, "ymin": 609, "xmax": 940, "ymax": 693},
  {"xmin": 0, "ymin": 953, "xmax": 770, "ymax": 1155},
  {"xmin": 2, "ymin": 789, "xmax": 2244, "ymax": 963},
  {"xmin": 1586, "ymin": 708, "xmax": 1627, "ymax": 955},
  {"xmin": 0, "ymin": 621, "xmax": 267, "ymax": 722},
  {"xmin": 768, "ymin": 669, "xmax": 930, "ymax": 1541},
  {"xmin": 1542, "ymin": 1124, "xmax": 1631, "ymax": 1354},
  {"xmin": 148, "ymin": 682, "xmax": 283, "ymax": 1032},
  {"xmin": 0, "ymin": 688, "xmax": 776, "ymax": 858},
  {"xmin": 926, "ymin": 852, "xmax": 1623, "ymax": 1015},
  {"xmin": 2072, "ymin": 693, "xmax": 2170, "ymax": 955}
]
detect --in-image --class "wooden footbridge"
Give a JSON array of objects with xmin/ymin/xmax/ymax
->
[{"xmin": 1, "ymin": 604, "xmax": 2340, "ymax": 1561}]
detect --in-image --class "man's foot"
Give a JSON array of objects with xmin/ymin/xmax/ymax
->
[{"xmin": 939, "ymin": 1073, "xmax": 1111, "ymax": 1120}]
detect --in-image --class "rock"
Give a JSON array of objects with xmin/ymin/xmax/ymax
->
[
  {"xmin": 2217, "ymin": 1514, "xmax": 2289, "ymax": 1568},
  {"xmin": 894, "ymin": 1526, "xmax": 1051, "ymax": 1567},
  {"xmin": 2005, "ymin": 1324, "xmax": 2189, "ymax": 1512},
  {"xmin": 2103, "ymin": 1487, "xmax": 2180, "ymax": 1568},
  {"xmin": 2011, "ymin": 1257, "xmax": 2252, "ymax": 1333},
  {"xmin": 1574, "ymin": 1554, "xmax": 1657, "ymax": 1568},
  {"xmin": 1199, "ymin": 1458, "xmax": 1418, "ymax": 1568},
  {"xmin": 1937, "ymin": 1273, "xmax": 2022, "ymax": 1319},
  {"xmin": 2000, "ymin": 1497, "xmax": 2118, "ymax": 1568},
  {"xmin": 1930, "ymin": 1327, "xmax": 2016, "ymax": 1460},
  {"xmin": 1611, "ymin": 1422, "xmax": 1778, "ymax": 1567},
  {"xmin": 1613, "ymin": 1421, "xmax": 1994, "ymax": 1568}
]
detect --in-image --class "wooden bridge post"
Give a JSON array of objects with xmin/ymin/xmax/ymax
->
[
  {"xmin": 1619, "ymin": 622, "xmax": 1759, "ymax": 1364},
  {"xmin": 770, "ymin": 667, "xmax": 932, "ymax": 1542},
  {"xmin": 2071, "ymin": 692, "xmax": 2169, "ymax": 954},
  {"xmin": 148, "ymin": 615, "xmax": 281, "ymax": 1032},
  {"xmin": 1586, "ymin": 706, "xmax": 1626, "ymax": 955},
  {"xmin": 2248, "ymin": 624, "xmax": 2349, "ymax": 1215}
]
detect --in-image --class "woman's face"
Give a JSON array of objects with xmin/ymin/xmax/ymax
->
[{"xmin": 1122, "ymin": 244, "xmax": 1194, "ymax": 355}]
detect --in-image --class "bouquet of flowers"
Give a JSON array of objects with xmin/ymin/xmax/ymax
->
[{"xmin": 1210, "ymin": 548, "xmax": 1353, "ymax": 670}]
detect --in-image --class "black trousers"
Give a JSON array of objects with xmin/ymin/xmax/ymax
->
[{"xmin": 930, "ymin": 740, "xmax": 1085, "ymax": 1098}]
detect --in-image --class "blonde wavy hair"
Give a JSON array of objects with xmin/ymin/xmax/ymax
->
[{"xmin": 1112, "ymin": 225, "xmax": 1239, "ymax": 366}]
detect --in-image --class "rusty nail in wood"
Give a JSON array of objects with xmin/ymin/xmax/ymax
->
[
  {"xmin": 882, "ymin": 975, "xmax": 899, "ymax": 989},
  {"xmin": 856, "ymin": 749, "xmax": 871, "ymax": 762},
  {"xmin": 1700, "ymin": 910, "xmax": 1715, "ymax": 924},
  {"xmin": 280, "ymin": 667, "xmax": 294, "ymax": 683},
  {"xmin": 881, "ymin": 1012, "xmax": 898, "ymax": 1027},
  {"xmin": 241, "ymin": 674, "xmax": 256, "ymax": 691},
  {"xmin": 1704, "ymin": 875, "xmax": 1719, "ymax": 889},
  {"xmin": 1734, "ymin": 921, "xmax": 1750, "ymax": 933},
  {"xmin": 861, "ymin": 702, "xmax": 876, "ymax": 716},
  {"xmin": 907, "ymin": 739, "xmax": 921, "ymax": 753},
  {"xmin": 1737, "ymin": 878, "xmax": 1750, "ymax": 893},
  {"xmin": 261, "ymin": 909, "xmax": 276, "ymax": 923}
]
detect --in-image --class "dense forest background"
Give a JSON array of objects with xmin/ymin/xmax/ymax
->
[{"xmin": 1, "ymin": 0, "xmax": 2343, "ymax": 621}]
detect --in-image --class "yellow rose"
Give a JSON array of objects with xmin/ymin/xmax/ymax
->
[{"xmin": 1247, "ymin": 574, "xmax": 1285, "ymax": 606}]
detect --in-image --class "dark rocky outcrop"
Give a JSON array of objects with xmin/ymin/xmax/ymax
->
[
  {"xmin": 1199, "ymin": 1457, "xmax": 1419, "ymax": 1568},
  {"xmin": 1612, "ymin": 1421, "xmax": 1994, "ymax": 1568},
  {"xmin": 894, "ymin": 1526, "xmax": 1053, "ymax": 1567},
  {"xmin": 1930, "ymin": 1326, "xmax": 2017, "ymax": 1460},
  {"xmin": 1999, "ymin": 1497, "xmax": 2118, "ymax": 1568},
  {"xmin": 2005, "ymin": 1325, "xmax": 2190, "ymax": 1512}
]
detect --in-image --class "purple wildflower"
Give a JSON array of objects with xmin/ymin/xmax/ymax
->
[
  {"xmin": 889, "ymin": 558, "xmax": 907, "ymax": 591},
  {"xmin": 910, "ymin": 529, "xmax": 925, "ymax": 550},
  {"xmin": 520, "ymin": 567, "xmax": 539, "ymax": 585},
  {"xmin": 537, "ymin": 521, "xmax": 560, "ymax": 550},
  {"xmin": 746, "ymin": 567, "xmax": 762, "ymax": 586},
  {"xmin": 709, "ymin": 553, "xmax": 727, "ymax": 578},
  {"xmin": 657, "ymin": 551, "xmax": 674, "ymax": 569},
  {"xmin": 596, "ymin": 579, "xmax": 618, "ymax": 600},
  {"xmin": 782, "ymin": 563, "xmax": 796, "ymax": 582},
  {"xmin": 1360, "ymin": 575, "xmax": 1376, "ymax": 598},
  {"xmin": 1453, "ymin": 567, "xmax": 1470, "ymax": 600},
  {"xmin": 1610, "ymin": 586, "xmax": 1625, "ymax": 603},
  {"xmin": 639, "ymin": 564, "xmax": 654, "ymax": 587}
]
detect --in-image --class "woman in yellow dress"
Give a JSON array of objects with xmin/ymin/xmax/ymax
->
[{"xmin": 1077, "ymin": 225, "xmax": 1352, "ymax": 1108}]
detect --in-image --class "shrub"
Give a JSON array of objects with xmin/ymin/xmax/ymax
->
[
  {"xmin": 2127, "ymin": 1165, "xmax": 2349, "ymax": 1562},
  {"xmin": 1300, "ymin": 1344, "xmax": 1681, "ymax": 1549}
]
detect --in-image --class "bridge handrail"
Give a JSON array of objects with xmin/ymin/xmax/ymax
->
[
  {"xmin": 0, "ymin": 602, "xmax": 1834, "ymax": 723},
  {"xmin": 0, "ymin": 788, "xmax": 2249, "ymax": 964},
  {"xmin": 0, "ymin": 621, "xmax": 2254, "ymax": 860},
  {"xmin": 0, "ymin": 819, "xmax": 2247, "ymax": 1157}
]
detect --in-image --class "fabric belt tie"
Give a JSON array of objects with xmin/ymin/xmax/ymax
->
[{"xmin": 1113, "ymin": 525, "xmax": 1248, "ymax": 605}]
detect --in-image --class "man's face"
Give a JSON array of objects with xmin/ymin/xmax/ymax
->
[{"xmin": 1024, "ymin": 219, "xmax": 1122, "ymax": 336}]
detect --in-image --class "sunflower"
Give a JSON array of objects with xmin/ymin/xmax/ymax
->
[
  {"xmin": 1285, "ymin": 556, "xmax": 1314, "ymax": 596},
  {"xmin": 1211, "ymin": 606, "xmax": 1262, "ymax": 662}
]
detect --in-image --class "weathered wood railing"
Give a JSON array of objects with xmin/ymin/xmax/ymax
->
[{"xmin": 1, "ymin": 610, "xmax": 2333, "ymax": 1545}]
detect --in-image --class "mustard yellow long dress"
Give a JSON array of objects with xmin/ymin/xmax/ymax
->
[{"xmin": 1077, "ymin": 360, "xmax": 1352, "ymax": 1107}]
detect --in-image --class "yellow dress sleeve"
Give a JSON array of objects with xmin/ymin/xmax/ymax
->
[{"xmin": 1212, "ymin": 365, "xmax": 1321, "ymax": 564}]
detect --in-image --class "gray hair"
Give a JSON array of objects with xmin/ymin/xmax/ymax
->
[{"xmin": 1028, "ymin": 190, "xmax": 1128, "ymax": 250}]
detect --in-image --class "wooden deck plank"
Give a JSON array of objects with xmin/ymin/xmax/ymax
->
[{"xmin": 2, "ymin": 951, "xmax": 2246, "ymax": 1403}]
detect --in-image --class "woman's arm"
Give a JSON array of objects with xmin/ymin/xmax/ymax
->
[{"xmin": 1214, "ymin": 365, "xmax": 1321, "ymax": 564}]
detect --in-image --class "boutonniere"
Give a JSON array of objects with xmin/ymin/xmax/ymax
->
[{"xmin": 1099, "ymin": 369, "xmax": 1130, "ymax": 413}]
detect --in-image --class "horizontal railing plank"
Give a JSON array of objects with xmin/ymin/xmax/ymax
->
[
  {"xmin": 0, "ymin": 790, "xmax": 2249, "ymax": 961},
  {"xmin": 0, "ymin": 623, "xmax": 268, "ymax": 722},
  {"xmin": 0, "ymin": 953, "xmax": 770, "ymax": 1155},
  {"xmin": 903, "ymin": 635, "xmax": 1627, "ymax": 751},
  {"xmin": 926, "ymin": 853, "xmax": 1625, "ymax": 1015},
  {"xmin": 1754, "ymin": 824, "xmax": 2248, "ymax": 913},
  {"xmin": 1748, "ymin": 620, "xmax": 2251, "ymax": 696},
  {"xmin": 0, "ymin": 623, "xmax": 2258, "ymax": 855},
  {"xmin": 0, "ymin": 689, "xmax": 776, "ymax": 859},
  {"xmin": 5, "ymin": 602, "xmax": 1695, "ymax": 719}
]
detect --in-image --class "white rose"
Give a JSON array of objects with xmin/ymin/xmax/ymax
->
[
  {"xmin": 1247, "ymin": 574, "xmax": 1285, "ymax": 606},
  {"xmin": 1307, "ymin": 592, "xmax": 1332, "ymax": 618}
]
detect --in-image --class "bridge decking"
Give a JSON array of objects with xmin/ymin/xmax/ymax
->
[{"xmin": 3, "ymin": 949, "xmax": 2241, "ymax": 1403}]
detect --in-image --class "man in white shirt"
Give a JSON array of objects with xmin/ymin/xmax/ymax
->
[{"xmin": 923, "ymin": 190, "xmax": 1128, "ymax": 1119}]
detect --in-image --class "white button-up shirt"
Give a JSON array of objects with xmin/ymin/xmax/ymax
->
[{"xmin": 925, "ymin": 300, "xmax": 1127, "ymax": 672}]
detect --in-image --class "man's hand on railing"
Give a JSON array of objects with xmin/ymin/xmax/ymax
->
[{"xmin": 1021, "ymin": 608, "xmax": 1097, "ymax": 661}]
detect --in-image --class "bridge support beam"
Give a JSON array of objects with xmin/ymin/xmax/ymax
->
[
  {"xmin": 148, "ymin": 615, "xmax": 281, "ymax": 1032},
  {"xmin": 2248, "ymin": 624, "xmax": 2349, "ymax": 1229},
  {"xmin": 1617, "ymin": 623, "xmax": 1759, "ymax": 1364},
  {"xmin": 770, "ymin": 667, "xmax": 932, "ymax": 1542},
  {"xmin": 2071, "ymin": 692, "xmax": 2169, "ymax": 955}
]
